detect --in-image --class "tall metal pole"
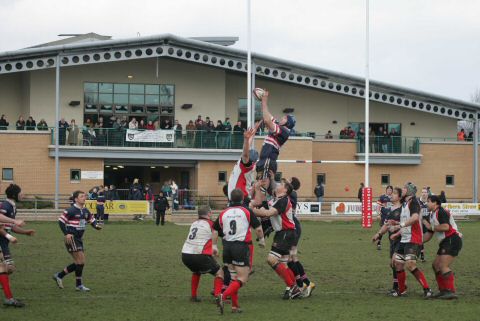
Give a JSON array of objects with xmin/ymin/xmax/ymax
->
[
  {"xmin": 246, "ymin": 0, "xmax": 252, "ymax": 129},
  {"xmin": 474, "ymin": 116, "xmax": 478, "ymax": 202},
  {"xmin": 55, "ymin": 55, "xmax": 61, "ymax": 209},
  {"xmin": 251, "ymin": 61, "xmax": 256, "ymax": 126},
  {"xmin": 364, "ymin": 0, "xmax": 370, "ymax": 188}
]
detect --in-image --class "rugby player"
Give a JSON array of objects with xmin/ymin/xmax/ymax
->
[
  {"xmin": 375, "ymin": 185, "xmax": 393, "ymax": 250},
  {"xmin": 418, "ymin": 187, "xmax": 430, "ymax": 262},
  {"xmin": 388, "ymin": 183, "xmax": 432, "ymax": 298},
  {"xmin": 423, "ymin": 195, "xmax": 462, "ymax": 300},
  {"xmin": 372, "ymin": 187, "xmax": 402, "ymax": 294},
  {"xmin": 253, "ymin": 179, "xmax": 302, "ymax": 300},
  {"xmin": 181, "ymin": 207, "xmax": 224, "ymax": 302},
  {"xmin": 214, "ymin": 189, "xmax": 264, "ymax": 314},
  {"xmin": 256, "ymin": 90, "xmax": 295, "ymax": 180},
  {"xmin": 0, "ymin": 184, "xmax": 35, "ymax": 275},
  {"xmin": 53, "ymin": 190, "xmax": 102, "ymax": 291},
  {"xmin": 0, "ymin": 223, "xmax": 24, "ymax": 307},
  {"xmin": 286, "ymin": 177, "xmax": 315, "ymax": 299}
]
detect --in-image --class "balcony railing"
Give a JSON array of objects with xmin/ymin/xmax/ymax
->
[{"xmin": 355, "ymin": 136, "xmax": 421, "ymax": 154}]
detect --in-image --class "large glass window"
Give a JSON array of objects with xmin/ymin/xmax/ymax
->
[
  {"xmin": 238, "ymin": 99, "xmax": 262, "ymax": 127},
  {"xmin": 83, "ymin": 82, "xmax": 175, "ymax": 125}
]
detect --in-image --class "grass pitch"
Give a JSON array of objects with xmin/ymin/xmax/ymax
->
[{"xmin": 4, "ymin": 220, "xmax": 480, "ymax": 321}]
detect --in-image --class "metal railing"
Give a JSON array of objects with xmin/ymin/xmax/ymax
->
[{"xmin": 355, "ymin": 136, "xmax": 421, "ymax": 154}]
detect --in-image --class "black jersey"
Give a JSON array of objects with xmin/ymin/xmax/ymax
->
[
  {"xmin": 97, "ymin": 192, "xmax": 106, "ymax": 205},
  {"xmin": 387, "ymin": 206, "xmax": 402, "ymax": 236},
  {"xmin": 0, "ymin": 200, "xmax": 16, "ymax": 233},
  {"xmin": 58, "ymin": 204, "xmax": 97, "ymax": 238}
]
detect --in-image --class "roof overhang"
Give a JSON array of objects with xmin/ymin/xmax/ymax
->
[{"xmin": 1, "ymin": 33, "xmax": 479, "ymax": 120}]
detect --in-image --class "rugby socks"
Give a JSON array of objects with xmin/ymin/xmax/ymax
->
[
  {"xmin": 435, "ymin": 271, "xmax": 445, "ymax": 291},
  {"xmin": 0, "ymin": 273, "xmax": 13, "ymax": 299},
  {"xmin": 231, "ymin": 292, "xmax": 239, "ymax": 308},
  {"xmin": 288, "ymin": 262, "xmax": 303, "ymax": 287},
  {"xmin": 392, "ymin": 267, "xmax": 398, "ymax": 290},
  {"xmin": 58, "ymin": 263, "xmax": 76, "ymax": 279},
  {"xmin": 213, "ymin": 276, "xmax": 223, "ymax": 296},
  {"xmin": 442, "ymin": 271, "xmax": 456, "ymax": 293},
  {"xmin": 272, "ymin": 263, "xmax": 295, "ymax": 287},
  {"xmin": 411, "ymin": 268, "xmax": 429, "ymax": 289},
  {"xmin": 296, "ymin": 261, "xmax": 311, "ymax": 286},
  {"xmin": 222, "ymin": 280, "xmax": 242, "ymax": 302},
  {"xmin": 397, "ymin": 270, "xmax": 406, "ymax": 293},
  {"xmin": 222, "ymin": 266, "xmax": 231, "ymax": 288},
  {"xmin": 75, "ymin": 264, "xmax": 84, "ymax": 287},
  {"xmin": 191, "ymin": 273, "xmax": 201, "ymax": 298}
]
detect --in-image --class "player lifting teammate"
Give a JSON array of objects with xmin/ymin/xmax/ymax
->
[
  {"xmin": 253, "ymin": 179, "xmax": 302, "ymax": 299},
  {"xmin": 388, "ymin": 183, "xmax": 432, "ymax": 298},
  {"xmin": 423, "ymin": 195, "xmax": 463, "ymax": 299},
  {"xmin": 53, "ymin": 190, "xmax": 102, "ymax": 291},
  {"xmin": 181, "ymin": 207, "xmax": 224, "ymax": 302},
  {"xmin": 214, "ymin": 189, "xmax": 264, "ymax": 314}
]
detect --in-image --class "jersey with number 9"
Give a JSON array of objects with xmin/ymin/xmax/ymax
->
[{"xmin": 217, "ymin": 206, "xmax": 257, "ymax": 243}]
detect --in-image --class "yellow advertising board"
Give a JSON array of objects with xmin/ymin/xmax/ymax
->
[{"xmin": 85, "ymin": 200, "xmax": 150, "ymax": 215}]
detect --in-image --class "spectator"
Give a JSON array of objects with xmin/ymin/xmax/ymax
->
[
  {"xmin": 138, "ymin": 119, "xmax": 146, "ymax": 130},
  {"xmin": 26, "ymin": 116, "xmax": 36, "ymax": 130},
  {"xmin": 439, "ymin": 190, "xmax": 447, "ymax": 203},
  {"xmin": 369, "ymin": 127, "xmax": 376, "ymax": 153},
  {"xmin": 347, "ymin": 126, "xmax": 355, "ymax": 139},
  {"xmin": 457, "ymin": 129, "xmax": 465, "ymax": 141},
  {"xmin": 67, "ymin": 119, "xmax": 79, "ymax": 145},
  {"xmin": 324, "ymin": 130, "xmax": 333, "ymax": 139},
  {"xmin": 161, "ymin": 181, "xmax": 172, "ymax": 197},
  {"xmin": 153, "ymin": 120, "xmax": 160, "ymax": 130},
  {"xmin": 154, "ymin": 191, "xmax": 170, "ymax": 226},
  {"xmin": 109, "ymin": 185, "xmax": 119, "ymax": 200},
  {"xmin": 186, "ymin": 120, "xmax": 195, "ymax": 147},
  {"xmin": 339, "ymin": 127, "xmax": 347, "ymax": 139},
  {"xmin": 357, "ymin": 128, "xmax": 365, "ymax": 152},
  {"xmin": 89, "ymin": 187, "xmax": 98, "ymax": 200},
  {"xmin": 128, "ymin": 184, "xmax": 143, "ymax": 200},
  {"xmin": 214, "ymin": 120, "xmax": 225, "ymax": 148},
  {"xmin": 173, "ymin": 120, "xmax": 182, "ymax": 144},
  {"xmin": 84, "ymin": 118, "xmax": 93, "ymax": 128},
  {"xmin": 129, "ymin": 117, "xmax": 138, "ymax": 129},
  {"xmin": 223, "ymin": 117, "xmax": 232, "ymax": 131},
  {"xmin": 146, "ymin": 120, "xmax": 155, "ymax": 130},
  {"xmin": 95, "ymin": 117, "xmax": 106, "ymax": 145},
  {"xmin": 112, "ymin": 118, "xmax": 124, "ymax": 146},
  {"xmin": 232, "ymin": 120, "xmax": 244, "ymax": 148},
  {"xmin": 37, "ymin": 118, "xmax": 48, "ymax": 130},
  {"xmin": 161, "ymin": 119, "xmax": 172, "ymax": 130},
  {"xmin": 144, "ymin": 184, "xmax": 154, "ymax": 201},
  {"xmin": 390, "ymin": 128, "xmax": 400, "ymax": 153},
  {"xmin": 0, "ymin": 114, "xmax": 9, "ymax": 130},
  {"xmin": 358, "ymin": 182, "xmax": 364, "ymax": 201},
  {"xmin": 195, "ymin": 115, "xmax": 203, "ymax": 129},
  {"xmin": 16, "ymin": 116, "xmax": 26, "ymax": 130},
  {"xmin": 171, "ymin": 180, "xmax": 179, "ymax": 210},
  {"xmin": 120, "ymin": 115, "xmax": 128, "ymax": 128},
  {"xmin": 381, "ymin": 130, "xmax": 389, "ymax": 153},
  {"xmin": 314, "ymin": 183, "xmax": 324, "ymax": 203},
  {"xmin": 467, "ymin": 132, "xmax": 473, "ymax": 142},
  {"xmin": 223, "ymin": 117, "xmax": 232, "ymax": 147},
  {"xmin": 58, "ymin": 117, "xmax": 68, "ymax": 145}
]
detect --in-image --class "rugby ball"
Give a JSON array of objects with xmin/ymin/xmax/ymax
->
[{"xmin": 253, "ymin": 88, "xmax": 265, "ymax": 100}]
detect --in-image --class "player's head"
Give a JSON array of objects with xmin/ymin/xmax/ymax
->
[
  {"xmin": 279, "ymin": 114, "xmax": 296, "ymax": 129},
  {"xmin": 403, "ymin": 182, "xmax": 417, "ymax": 197},
  {"xmin": 198, "ymin": 206, "xmax": 211, "ymax": 218},
  {"xmin": 385, "ymin": 185, "xmax": 393, "ymax": 195},
  {"xmin": 391, "ymin": 187, "xmax": 402, "ymax": 202},
  {"xmin": 230, "ymin": 188, "xmax": 244, "ymax": 205},
  {"xmin": 276, "ymin": 178, "xmax": 293, "ymax": 196},
  {"xmin": 249, "ymin": 149, "xmax": 259, "ymax": 163},
  {"xmin": 5, "ymin": 184, "xmax": 22, "ymax": 202},
  {"xmin": 290, "ymin": 177, "xmax": 301, "ymax": 191},
  {"xmin": 421, "ymin": 187, "xmax": 429, "ymax": 200},
  {"xmin": 427, "ymin": 194, "xmax": 441, "ymax": 210},
  {"xmin": 72, "ymin": 190, "xmax": 86, "ymax": 206}
]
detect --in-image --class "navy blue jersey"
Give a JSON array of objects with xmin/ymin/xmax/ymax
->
[
  {"xmin": 0, "ymin": 200, "xmax": 16, "ymax": 233},
  {"xmin": 58, "ymin": 204, "xmax": 96, "ymax": 238},
  {"xmin": 386, "ymin": 206, "xmax": 402, "ymax": 237},
  {"xmin": 97, "ymin": 192, "xmax": 106, "ymax": 205},
  {"xmin": 263, "ymin": 117, "xmax": 290, "ymax": 151}
]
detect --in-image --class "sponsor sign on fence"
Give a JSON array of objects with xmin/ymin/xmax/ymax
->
[
  {"xmin": 85, "ymin": 200, "xmax": 150, "ymax": 215},
  {"xmin": 332, "ymin": 202, "xmax": 381, "ymax": 215},
  {"xmin": 296, "ymin": 202, "xmax": 321, "ymax": 215},
  {"xmin": 125, "ymin": 129, "xmax": 175, "ymax": 143},
  {"xmin": 81, "ymin": 171, "xmax": 104, "ymax": 180},
  {"xmin": 442, "ymin": 203, "xmax": 480, "ymax": 216}
]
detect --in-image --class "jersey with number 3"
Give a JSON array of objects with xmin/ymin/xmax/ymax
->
[
  {"xmin": 181, "ymin": 218, "xmax": 214, "ymax": 255},
  {"xmin": 217, "ymin": 206, "xmax": 259, "ymax": 243}
]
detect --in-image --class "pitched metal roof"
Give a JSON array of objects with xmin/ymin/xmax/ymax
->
[{"xmin": 0, "ymin": 33, "xmax": 478, "ymax": 119}]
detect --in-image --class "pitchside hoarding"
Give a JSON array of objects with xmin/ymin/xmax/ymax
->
[
  {"xmin": 332, "ymin": 202, "xmax": 480, "ymax": 216},
  {"xmin": 86, "ymin": 200, "xmax": 150, "ymax": 215},
  {"xmin": 296, "ymin": 202, "xmax": 321, "ymax": 215}
]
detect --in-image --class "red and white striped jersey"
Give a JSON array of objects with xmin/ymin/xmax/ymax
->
[
  {"xmin": 263, "ymin": 117, "xmax": 290, "ymax": 151},
  {"xmin": 181, "ymin": 218, "xmax": 214, "ymax": 255},
  {"xmin": 270, "ymin": 196, "xmax": 295, "ymax": 231},
  {"xmin": 215, "ymin": 206, "xmax": 260, "ymax": 243},
  {"xmin": 400, "ymin": 198, "xmax": 423, "ymax": 244},
  {"xmin": 431, "ymin": 207, "xmax": 460, "ymax": 241},
  {"xmin": 227, "ymin": 159, "xmax": 256, "ymax": 200}
]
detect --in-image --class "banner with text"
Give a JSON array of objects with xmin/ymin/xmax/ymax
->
[
  {"xmin": 332, "ymin": 202, "xmax": 381, "ymax": 216},
  {"xmin": 362, "ymin": 188, "xmax": 373, "ymax": 228},
  {"xmin": 442, "ymin": 203, "xmax": 480, "ymax": 216},
  {"xmin": 125, "ymin": 129, "xmax": 175, "ymax": 143},
  {"xmin": 296, "ymin": 202, "xmax": 321, "ymax": 215},
  {"xmin": 85, "ymin": 200, "xmax": 150, "ymax": 215}
]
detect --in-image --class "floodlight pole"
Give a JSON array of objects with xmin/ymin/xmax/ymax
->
[
  {"xmin": 364, "ymin": 0, "xmax": 370, "ymax": 188},
  {"xmin": 55, "ymin": 55, "xmax": 61, "ymax": 209},
  {"xmin": 474, "ymin": 116, "xmax": 478, "ymax": 202},
  {"xmin": 246, "ymin": 0, "xmax": 252, "ymax": 129}
]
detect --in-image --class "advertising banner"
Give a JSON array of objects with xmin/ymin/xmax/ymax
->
[
  {"xmin": 125, "ymin": 129, "xmax": 175, "ymax": 143},
  {"xmin": 442, "ymin": 203, "xmax": 480, "ymax": 216},
  {"xmin": 85, "ymin": 200, "xmax": 150, "ymax": 215},
  {"xmin": 296, "ymin": 202, "xmax": 321, "ymax": 215},
  {"xmin": 81, "ymin": 171, "xmax": 104, "ymax": 180},
  {"xmin": 362, "ymin": 187, "xmax": 373, "ymax": 228},
  {"xmin": 331, "ymin": 202, "xmax": 381, "ymax": 215}
]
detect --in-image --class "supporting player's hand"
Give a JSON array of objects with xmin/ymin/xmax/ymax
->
[
  {"xmin": 212, "ymin": 244, "xmax": 219, "ymax": 257},
  {"xmin": 25, "ymin": 229, "xmax": 35, "ymax": 236},
  {"xmin": 390, "ymin": 231, "xmax": 400, "ymax": 241},
  {"xmin": 5, "ymin": 233, "xmax": 17, "ymax": 244},
  {"xmin": 372, "ymin": 233, "xmax": 380, "ymax": 242},
  {"xmin": 14, "ymin": 219, "xmax": 25, "ymax": 227},
  {"xmin": 261, "ymin": 90, "xmax": 269, "ymax": 102},
  {"xmin": 244, "ymin": 126, "xmax": 256, "ymax": 140},
  {"xmin": 387, "ymin": 219, "xmax": 399, "ymax": 226},
  {"xmin": 65, "ymin": 234, "xmax": 74, "ymax": 246}
]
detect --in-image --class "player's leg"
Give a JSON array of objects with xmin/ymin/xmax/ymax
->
[
  {"xmin": 221, "ymin": 242, "xmax": 250, "ymax": 313},
  {"xmin": 404, "ymin": 244, "xmax": 431, "ymax": 297},
  {"xmin": 181, "ymin": 253, "xmax": 203, "ymax": 302},
  {"xmin": 389, "ymin": 242, "xmax": 398, "ymax": 293},
  {"xmin": 155, "ymin": 210, "xmax": 160, "ymax": 226},
  {"xmin": 160, "ymin": 210, "xmax": 166, "ymax": 225},
  {"xmin": 435, "ymin": 235, "xmax": 462, "ymax": 299},
  {"xmin": 53, "ymin": 237, "xmax": 83, "ymax": 289},
  {"xmin": 0, "ymin": 249, "xmax": 24, "ymax": 307},
  {"xmin": 71, "ymin": 250, "xmax": 89, "ymax": 291},
  {"xmin": 393, "ymin": 243, "xmax": 407, "ymax": 296}
]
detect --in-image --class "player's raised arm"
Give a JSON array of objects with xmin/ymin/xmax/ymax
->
[
  {"xmin": 241, "ymin": 122, "xmax": 261, "ymax": 164},
  {"xmin": 11, "ymin": 225, "xmax": 35, "ymax": 236},
  {"xmin": 252, "ymin": 206, "xmax": 278, "ymax": 218},
  {"xmin": 261, "ymin": 90, "xmax": 277, "ymax": 133}
]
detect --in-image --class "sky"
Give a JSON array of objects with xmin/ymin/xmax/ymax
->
[{"xmin": 0, "ymin": 0, "xmax": 479, "ymax": 102}]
